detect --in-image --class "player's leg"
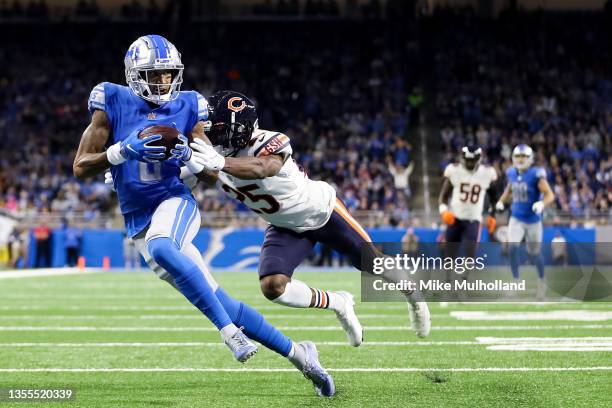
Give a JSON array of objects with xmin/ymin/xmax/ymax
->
[
  {"xmin": 315, "ymin": 198, "xmax": 431, "ymax": 338},
  {"xmin": 137, "ymin": 237, "xmax": 334, "ymax": 396},
  {"xmin": 444, "ymin": 220, "xmax": 464, "ymax": 285},
  {"xmin": 525, "ymin": 221, "xmax": 545, "ymax": 299},
  {"xmin": 507, "ymin": 216, "xmax": 526, "ymax": 280},
  {"xmin": 258, "ymin": 223, "xmax": 363, "ymax": 346},
  {"xmin": 460, "ymin": 220, "xmax": 481, "ymax": 282},
  {"xmin": 143, "ymin": 196, "xmax": 257, "ymax": 361}
]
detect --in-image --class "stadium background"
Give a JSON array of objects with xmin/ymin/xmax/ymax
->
[
  {"xmin": 1, "ymin": 0, "xmax": 610, "ymax": 268},
  {"xmin": 0, "ymin": 2, "xmax": 610, "ymax": 408}
]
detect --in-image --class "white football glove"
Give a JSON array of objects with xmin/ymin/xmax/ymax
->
[
  {"xmin": 532, "ymin": 201, "xmax": 545, "ymax": 214},
  {"xmin": 438, "ymin": 203, "xmax": 449, "ymax": 215},
  {"xmin": 495, "ymin": 201, "xmax": 505, "ymax": 212},
  {"xmin": 104, "ymin": 171, "xmax": 115, "ymax": 192},
  {"xmin": 189, "ymin": 138, "xmax": 226, "ymax": 172}
]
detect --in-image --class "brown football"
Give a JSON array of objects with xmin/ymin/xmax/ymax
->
[{"xmin": 139, "ymin": 125, "xmax": 189, "ymax": 160}]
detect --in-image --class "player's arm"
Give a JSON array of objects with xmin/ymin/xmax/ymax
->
[
  {"xmin": 438, "ymin": 177, "xmax": 453, "ymax": 214},
  {"xmin": 73, "ymin": 110, "xmax": 112, "ymax": 179},
  {"xmin": 537, "ymin": 178, "xmax": 555, "ymax": 206},
  {"xmin": 532, "ymin": 177, "xmax": 555, "ymax": 214},
  {"xmin": 186, "ymin": 121, "xmax": 219, "ymax": 186},
  {"xmin": 221, "ymin": 155, "xmax": 284, "ymax": 179},
  {"xmin": 495, "ymin": 183, "xmax": 512, "ymax": 211}
]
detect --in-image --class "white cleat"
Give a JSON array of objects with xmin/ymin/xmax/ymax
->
[
  {"xmin": 334, "ymin": 291, "xmax": 363, "ymax": 347},
  {"xmin": 407, "ymin": 301, "xmax": 431, "ymax": 338},
  {"xmin": 299, "ymin": 341, "xmax": 335, "ymax": 397}
]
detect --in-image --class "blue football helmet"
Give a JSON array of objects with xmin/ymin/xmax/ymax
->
[
  {"xmin": 124, "ymin": 35, "xmax": 183, "ymax": 105},
  {"xmin": 512, "ymin": 144, "xmax": 534, "ymax": 170}
]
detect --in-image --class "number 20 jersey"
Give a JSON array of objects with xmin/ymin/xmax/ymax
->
[
  {"xmin": 88, "ymin": 82, "xmax": 208, "ymax": 236},
  {"xmin": 443, "ymin": 163, "xmax": 498, "ymax": 221},
  {"xmin": 216, "ymin": 129, "xmax": 336, "ymax": 233},
  {"xmin": 506, "ymin": 166, "xmax": 546, "ymax": 223}
]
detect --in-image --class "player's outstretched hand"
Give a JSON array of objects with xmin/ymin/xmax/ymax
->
[
  {"xmin": 119, "ymin": 128, "xmax": 166, "ymax": 163},
  {"xmin": 190, "ymin": 138, "xmax": 226, "ymax": 172},
  {"xmin": 532, "ymin": 200, "xmax": 545, "ymax": 214}
]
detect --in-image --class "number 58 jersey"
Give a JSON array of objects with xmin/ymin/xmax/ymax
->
[
  {"xmin": 444, "ymin": 163, "xmax": 498, "ymax": 221},
  {"xmin": 216, "ymin": 129, "xmax": 336, "ymax": 232}
]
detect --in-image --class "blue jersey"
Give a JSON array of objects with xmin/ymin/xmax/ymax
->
[
  {"xmin": 506, "ymin": 166, "xmax": 546, "ymax": 223},
  {"xmin": 88, "ymin": 82, "xmax": 208, "ymax": 236}
]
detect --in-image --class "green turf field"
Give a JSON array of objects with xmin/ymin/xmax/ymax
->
[{"xmin": 0, "ymin": 270, "xmax": 610, "ymax": 407}]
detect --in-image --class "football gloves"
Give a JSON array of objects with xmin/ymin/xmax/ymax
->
[
  {"xmin": 486, "ymin": 215, "xmax": 497, "ymax": 234},
  {"xmin": 189, "ymin": 138, "xmax": 226, "ymax": 172},
  {"xmin": 106, "ymin": 127, "xmax": 167, "ymax": 165},
  {"xmin": 170, "ymin": 134, "xmax": 192, "ymax": 162},
  {"xmin": 532, "ymin": 201, "xmax": 545, "ymax": 214},
  {"xmin": 439, "ymin": 204, "xmax": 456, "ymax": 225}
]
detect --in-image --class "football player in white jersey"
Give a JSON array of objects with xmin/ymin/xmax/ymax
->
[
  {"xmin": 187, "ymin": 91, "xmax": 431, "ymax": 344},
  {"xmin": 438, "ymin": 145, "xmax": 498, "ymax": 286}
]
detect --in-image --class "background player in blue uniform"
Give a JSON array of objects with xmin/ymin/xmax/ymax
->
[
  {"xmin": 496, "ymin": 144, "xmax": 555, "ymax": 299},
  {"xmin": 73, "ymin": 35, "xmax": 334, "ymax": 396}
]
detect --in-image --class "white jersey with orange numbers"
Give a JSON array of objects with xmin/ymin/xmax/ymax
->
[
  {"xmin": 216, "ymin": 129, "xmax": 336, "ymax": 232},
  {"xmin": 443, "ymin": 163, "xmax": 497, "ymax": 221}
]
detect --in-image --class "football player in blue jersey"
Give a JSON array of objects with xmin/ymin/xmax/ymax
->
[
  {"xmin": 495, "ymin": 144, "xmax": 555, "ymax": 299},
  {"xmin": 73, "ymin": 35, "xmax": 334, "ymax": 397}
]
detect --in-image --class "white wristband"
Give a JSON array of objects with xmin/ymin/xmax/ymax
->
[
  {"xmin": 185, "ymin": 157, "xmax": 204, "ymax": 175},
  {"xmin": 107, "ymin": 142, "xmax": 126, "ymax": 166}
]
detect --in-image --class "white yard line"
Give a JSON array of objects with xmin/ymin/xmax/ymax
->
[
  {"xmin": 0, "ymin": 269, "xmax": 102, "ymax": 279},
  {"xmin": 0, "ymin": 313, "xmax": 447, "ymax": 320},
  {"xmin": 0, "ymin": 325, "xmax": 609, "ymax": 332},
  {"xmin": 476, "ymin": 336, "xmax": 612, "ymax": 352},
  {"xmin": 451, "ymin": 311, "xmax": 612, "ymax": 321},
  {"xmin": 487, "ymin": 346, "xmax": 612, "ymax": 351},
  {"xmin": 0, "ymin": 341, "xmax": 478, "ymax": 348},
  {"xmin": 0, "ymin": 367, "xmax": 610, "ymax": 373}
]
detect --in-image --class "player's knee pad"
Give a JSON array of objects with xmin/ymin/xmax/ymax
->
[{"xmin": 259, "ymin": 275, "xmax": 289, "ymax": 300}]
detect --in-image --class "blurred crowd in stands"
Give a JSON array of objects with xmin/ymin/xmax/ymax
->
[
  {"xmin": 1, "ymin": 7, "xmax": 611, "ymax": 231},
  {"xmin": 0, "ymin": 19, "xmax": 418, "ymax": 227},
  {"xmin": 434, "ymin": 9, "xmax": 612, "ymax": 223},
  {"xmin": 0, "ymin": 0, "xmax": 415, "ymax": 21}
]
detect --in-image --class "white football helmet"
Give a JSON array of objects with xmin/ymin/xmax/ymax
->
[
  {"xmin": 124, "ymin": 35, "xmax": 183, "ymax": 105},
  {"xmin": 512, "ymin": 144, "xmax": 534, "ymax": 170}
]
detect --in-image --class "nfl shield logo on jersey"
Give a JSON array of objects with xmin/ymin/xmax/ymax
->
[{"xmin": 147, "ymin": 112, "xmax": 157, "ymax": 120}]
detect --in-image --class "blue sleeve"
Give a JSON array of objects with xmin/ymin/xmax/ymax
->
[
  {"xmin": 87, "ymin": 82, "xmax": 107, "ymax": 114},
  {"xmin": 535, "ymin": 167, "xmax": 546, "ymax": 179},
  {"xmin": 195, "ymin": 91, "xmax": 209, "ymax": 121}
]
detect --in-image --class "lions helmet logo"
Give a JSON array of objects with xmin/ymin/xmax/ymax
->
[{"xmin": 227, "ymin": 97, "xmax": 246, "ymax": 112}]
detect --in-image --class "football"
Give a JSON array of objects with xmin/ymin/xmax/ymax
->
[{"xmin": 139, "ymin": 125, "xmax": 186, "ymax": 160}]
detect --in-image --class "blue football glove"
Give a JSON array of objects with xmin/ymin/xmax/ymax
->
[
  {"xmin": 170, "ymin": 134, "xmax": 192, "ymax": 162},
  {"xmin": 119, "ymin": 127, "xmax": 167, "ymax": 163}
]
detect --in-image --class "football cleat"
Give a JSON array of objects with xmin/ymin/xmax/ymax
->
[
  {"xmin": 299, "ymin": 341, "xmax": 335, "ymax": 397},
  {"xmin": 407, "ymin": 301, "xmax": 431, "ymax": 338},
  {"xmin": 334, "ymin": 291, "xmax": 363, "ymax": 347},
  {"xmin": 225, "ymin": 328, "xmax": 258, "ymax": 363}
]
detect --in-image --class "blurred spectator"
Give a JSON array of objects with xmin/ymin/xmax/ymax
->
[
  {"xmin": 33, "ymin": 222, "xmax": 51, "ymax": 267},
  {"xmin": 402, "ymin": 227, "xmax": 419, "ymax": 257},
  {"xmin": 551, "ymin": 231, "xmax": 567, "ymax": 266},
  {"xmin": 62, "ymin": 219, "xmax": 81, "ymax": 267}
]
